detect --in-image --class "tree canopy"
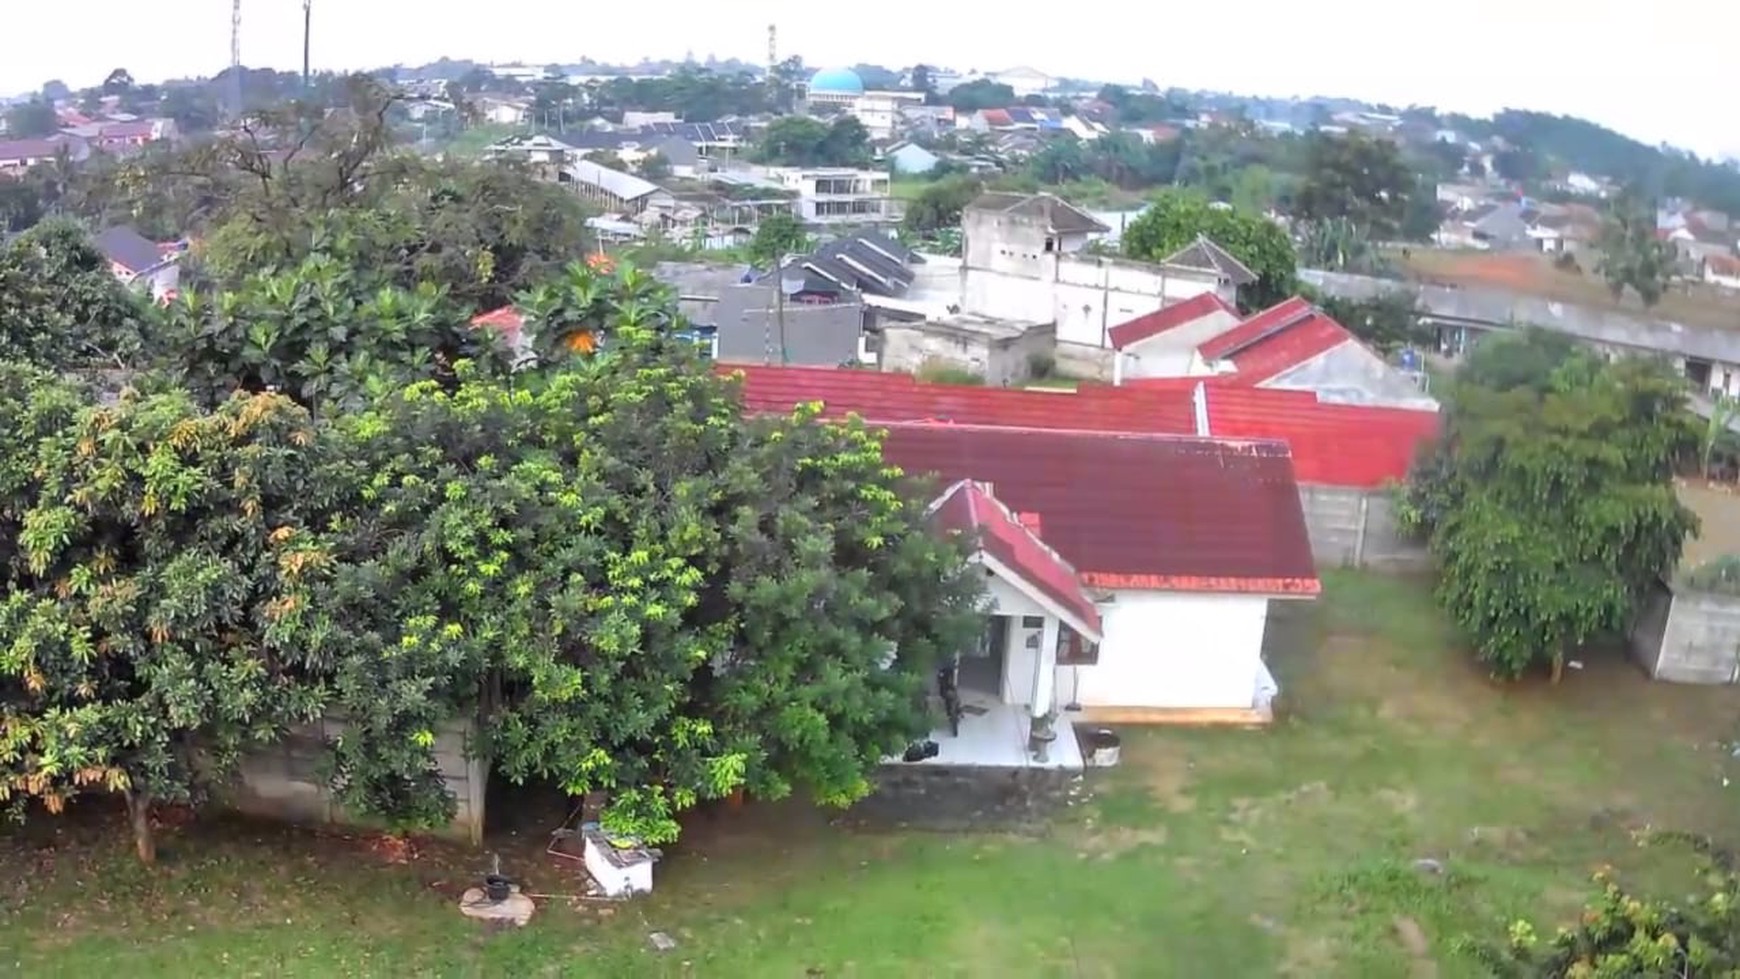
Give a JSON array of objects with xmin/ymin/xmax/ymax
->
[
  {"xmin": 1400, "ymin": 331, "xmax": 1698, "ymax": 679},
  {"xmin": 1293, "ymin": 132, "xmax": 1415, "ymax": 240},
  {"xmin": 1123, "ymin": 189, "xmax": 1298, "ymax": 309},
  {"xmin": 754, "ymin": 116, "xmax": 872, "ymax": 168}
]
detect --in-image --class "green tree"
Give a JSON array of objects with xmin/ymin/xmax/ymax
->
[
  {"xmin": 754, "ymin": 115, "xmax": 870, "ymax": 167},
  {"xmin": 1401, "ymin": 334, "xmax": 1698, "ymax": 680},
  {"xmin": 1123, "ymin": 188, "xmax": 1298, "ymax": 309},
  {"xmin": 158, "ymin": 241, "xmax": 514, "ymax": 415},
  {"xmin": 903, "ymin": 174, "xmax": 984, "ymax": 235},
  {"xmin": 0, "ymin": 220, "xmax": 148, "ymax": 369},
  {"xmin": 4, "ymin": 99, "xmax": 60, "ymax": 139},
  {"xmin": 746, "ymin": 211, "xmax": 810, "ymax": 268},
  {"xmin": 1596, "ymin": 190, "xmax": 1674, "ymax": 307},
  {"xmin": 1313, "ymin": 291, "xmax": 1434, "ymax": 354},
  {"xmin": 636, "ymin": 152, "xmax": 672, "ymax": 181},
  {"xmin": 945, "ymin": 80, "xmax": 1016, "ymax": 113},
  {"xmin": 0, "ymin": 373, "xmax": 332, "ymax": 863},
  {"xmin": 101, "ymin": 68, "xmax": 135, "ymax": 96},
  {"xmin": 1293, "ymin": 132, "xmax": 1414, "ymax": 239},
  {"xmin": 285, "ymin": 315, "xmax": 983, "ymax": 843}
]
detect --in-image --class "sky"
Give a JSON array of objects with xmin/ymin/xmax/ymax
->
[{"xmin": 7, "ymin": 0, "xmax": 1739, "ymax": 159}]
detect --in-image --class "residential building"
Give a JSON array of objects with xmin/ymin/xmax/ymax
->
[
  {"xmin": 1114, "ymin": 296, "xmax": 1438, "ymax": 410},
  {"xmin": 963, "ymin": 106, "xmax": 1065, "ymax": 134},
  {"xmin": 486, "ymin": 133, "xmax": 580, "ymax": 167},
  {"xmin": 879, "ymin": 313, "xmax": 1054, "ymax": 386},
  {"xmin": 60, "ymin": 118, "xmax": 177, "ymax": 152},
  {"xmin": 563, "ymin": 159, "xmax": 675, "ymax": 216},
  {"xmin": 959, "ymin": 192, "xmax": 1241, "ymax": 351},
  {"xmin": 885, "ymin": 141, "xmax": 941, "ymax": 175},
  {"xmin": 1704, "ymin": 254, "xmax": 1740, "ymax": 291},
  {"xmin": 985, "ymin": 66, "xmax": 1056, "ymax": 97},
  {"xmin": 95, "ymin": 225, "xmax": 180, "ymax": 302},
  {"xmin": 0, "ymin": 135, "xmax": 90, "ymax": 174},
  {"xmin": 765, "ymin": 167, "xmax": 895, "ymax": 225},
  {"xmin": 476, "ymin": 97, "xmax": 532, "ymax": 126}
]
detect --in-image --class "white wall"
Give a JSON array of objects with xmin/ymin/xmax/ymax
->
[
  {"xmin": 1066, "ymin": 591, "xmax": 1271, "ymax": 709},
  {"xmin": 1119, "ymin": 309, "xmax": 1243, "ymax": 378}
]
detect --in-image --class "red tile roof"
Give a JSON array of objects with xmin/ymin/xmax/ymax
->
[
  {"xmin": 929, "ymin": 479, "xmax": 1102, "ymax": 637},
  {"xmin": 727, "ymin": 365, "xmax": 1438, "ymax": 490},
  {"xmin": 882, "ymin": 422, "xmax": 1318, "ymax": 595},
  {"xmin": 1107, "ymin": 292, "xmax": 1237, "ymax": 350},
  {"xmin": 980, "ymin": 109, "xmax": 1015, "ymax": 127},
  {"xmin": 1220, "ymin": 317, "xmax": 1353, "ymax": 385}
]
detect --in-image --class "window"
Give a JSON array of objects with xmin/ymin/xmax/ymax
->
[
  {"xmin": 1057, "ymin": 626, "xmax": 1099, "ymax": 666},
  {"xmin": 1044, "ymin": 236, "xmax": 1056, "ymax": 253},
  {"xmin": 1020, "ymin": 615, "xmax": 1045, "ymax": 628}
]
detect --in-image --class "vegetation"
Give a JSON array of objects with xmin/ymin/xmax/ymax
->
[
  {"xmin": 753, "ymin": 115, "xmax": 872, "ymax": 168},
  {"xmin": 1293, "ymin": 132, "xmax": 1416, "ymax": 240},
  {"xmin": 1312, "ymin": 290, "xmax": 1435, "ymax": 354},
  {"xmin": 745, "ymin": 212, "xmax": 811, "ymax": 268},
  {"xmin": 4, "ymin": 573, "xmax": 1737, "ymax": 975},
  {"xmin": 1492, "ymin": 868, "xmax": 1740, "ymax": 977},
  {"xmin": 1123, "ymin": 189, "xmax": 1298, "ymax": 309},
  {"xmin": 1400, "ymin": 331, "xmax": 1699, "ymax": 680},
  {"xmin": 0, "ymin": 219, "xmax": 147, "ymax": 369},
  {"xmin": 1596, "ymin": 189, "xmax": 1675, "ymax": 308}
]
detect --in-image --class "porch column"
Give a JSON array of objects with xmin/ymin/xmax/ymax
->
[{"xmin": 1031, "ymin": 616, "xmax": 1060, "ymax": 718}]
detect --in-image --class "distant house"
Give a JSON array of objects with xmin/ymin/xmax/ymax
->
[
  {"xmin": 95, "ymin": 225, "xmax": 180, "ymax": 301},
  {"xmin": 886, "ymin": 141, "xmax": 941, "ymax": 175},
  {"xmin": 765, "ymin": 167, "xmax": 896, "ymax": 225},
  {"xmin": 965, "ymin": 106, "xmax": 1065, "ymax": 134},
  {"xmin": 59, "ymin": 118, "xmax": 177, "ymax": 152},
  {"xmin": 475, "ymin": 98, "xmax": 531, "ymax": 126},
  {"xmin": 1703, "ymin": 254, "xmax": 1740, "ymax": 291},
  {"xmin": 563, "ymin": 159, "xmax": 674, "ymax": 217},
  {"xmin": 0, "ymin": 135, "xmax": 90, "ymax": 174},
  {"xmin": 486, "ymin": 133, "xmax": 580, "ymax": 166}
]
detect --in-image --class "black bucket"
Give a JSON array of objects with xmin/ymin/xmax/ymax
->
[{"xmin": 484, "ymin": 874, "xmax": 513, "ymax": 902}]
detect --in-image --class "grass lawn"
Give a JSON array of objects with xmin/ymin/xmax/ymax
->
[
  {"xmin": 1393, "ymin": 247, "xmax": 1740, "ymax": 332},
  {"xmin": 3, "ymin": 573, "xmax": 1737, "ymax": 977}
]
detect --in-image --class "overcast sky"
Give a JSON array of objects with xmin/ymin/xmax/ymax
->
[{"xmin": 8, "ymin": 0, "xmax": 1737, "ymax": 158}]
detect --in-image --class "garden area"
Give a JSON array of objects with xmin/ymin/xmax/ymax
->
[{"xmin": 3, "ymin": 572, "xmax": 1735, "ymax": 977}]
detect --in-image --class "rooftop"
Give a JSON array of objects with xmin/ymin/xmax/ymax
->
[
  {"xmin": 966, "ymin": 192, "xmax": 1110, "ymax": 235},
  {"xmin": 1163, "ymin": 235, "xmax": 1258, "ymax": 286},
  {"xmin": 564, "ymin": 159, "xmax": 663, "ymax": 202},
  {"xmin": 883, "ymin": 423, "xmax": 1318, "ymax": 595},
  {"xmin": 929, "ymin": 479, "xmax": 1102, "ymax": 638},
  {"xmin": 1108, "ymin": 292, "xmax": 1238, "ymax": 350}
]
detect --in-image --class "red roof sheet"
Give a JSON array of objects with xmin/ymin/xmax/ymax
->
[
  {"xmin": 1221, "ymin": 317, "xmax": 1352, "ymax": 385},
  {"xmin": 1202, "ymin": 386, "xmax": 1439, "ymax": 488},
  {"xmin": 881, "ymin": 423, "xmax": 1318, "ymax": 595},
  {"xmin": 1196, "ymin": 296, "xmax": 1316, "ymax": 361},
  {"xmin": 722, "ymin": 364, "xmax": 1198, "ymax": 433},
  {"xmin": 980, "ymin": 109, "xmax": 1015, "ymax": 127},
  {"xmin": 930, "ymin": 480, "xmax": 1102, "ymax": 637},
  {"xmin": 728, "ymin": 365, "xmax": 1437, "ymax": 489},
  {"xmin": 471, "ymin": 306, "xmax": 526, "ymax": 346},
  {"xmin": 1107, "ymin": 292, "xmax": 1237, "ymax": 350}
]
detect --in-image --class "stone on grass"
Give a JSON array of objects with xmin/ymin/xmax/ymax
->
[
  {"xmin": 458, "ymin": 886, "xmax": 535, "ymax": 927},
  {"xmin": 1411, "ymin": 857, "xmax": 1444, "ymax": 875},
  {"xmin": 649, "ymin": 931, "xmax": 678, "ymax": 952}
]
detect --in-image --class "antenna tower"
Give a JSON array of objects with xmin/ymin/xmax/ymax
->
[
  {"xmin": 302, "ymin": 0, "xmax": 313, "ymax": 91},
  {"xmin": 767, "ymin": 25, "xmax": 777, "ymax": 81},
  {"xmin": 230, "ymin": 0, "xmax": 243, "ymax": 116}
]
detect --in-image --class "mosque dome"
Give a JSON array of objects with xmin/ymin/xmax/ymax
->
[{"xmin": 807, "ymin": 67, "xmax": 865, "ymax": 95}]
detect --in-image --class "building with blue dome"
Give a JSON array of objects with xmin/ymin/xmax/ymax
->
[{"xmin": 807, "ymin": 67, "xmax": 865, "ymax": 97}]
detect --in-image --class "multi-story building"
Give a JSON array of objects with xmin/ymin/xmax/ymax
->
[{"xmin": 765, "ymin": 167, "xmax": 895, "ymax": 226}]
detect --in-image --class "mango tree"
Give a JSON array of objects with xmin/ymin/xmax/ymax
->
[
  {"xmin": 0, "ymin": 373, "xmax": 331, "ymax": 862},
  {"xmin": 288, "ymin": 323, "xmax": 981, "ymax": 844}
]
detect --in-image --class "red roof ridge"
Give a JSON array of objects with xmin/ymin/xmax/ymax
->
[{"xmin": 1107, "ymin": 292, "xmax": 1237, "ymax": 350}]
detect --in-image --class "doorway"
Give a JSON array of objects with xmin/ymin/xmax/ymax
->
[{"xmin": 959, "ymin": 615, "xmax": 1008, "ymax": 697}]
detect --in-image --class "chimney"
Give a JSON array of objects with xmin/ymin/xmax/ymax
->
[{"xmin": 1193, "ymin": 381, "xmax": 1210, "ymax": 436}]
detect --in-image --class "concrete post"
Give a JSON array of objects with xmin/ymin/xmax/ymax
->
[{"xmin": 1032, "ymin": 616, "xmax": 1060, "ymax": 718}]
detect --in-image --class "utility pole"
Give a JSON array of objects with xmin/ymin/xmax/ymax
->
[
  {"xmin": 302, "ymin": 0, "xmax": 313, "ymax": 92},
  {"xmin": 230, "ymin": 0, "xmax": 243, "ymax": 117}
]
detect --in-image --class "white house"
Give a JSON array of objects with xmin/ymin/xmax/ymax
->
[
  {"xmin": 94, "ymin": 225, "xmax": 180, "ymax": 303},
  {"xmin": 764, "ymin": 166, "xmax": 896, "ymax": 225},
  {"xmin": 892, "ymin": 422, "xmax": 1319, "ymax": 768},
  {"xmin": 1704, "ymin": 254, "xmax": 1740, "ymax": 292},
  {"xmin": 1108, "ymin": 291, "xmax": 1243, "ymax": 379},
  {"xmin": 960, "ymin": 193, "xmax": 1251, "ymax": 350}
]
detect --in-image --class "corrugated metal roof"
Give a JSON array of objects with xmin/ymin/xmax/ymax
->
[
  {"xmin": 1201, "ymin": 386, "xmax": 1438, "ymax": 488},
  {"xmin": 565, "ymin": 159, "xmax": 662, "ymax": 202},
  {"xmin": 1197, "ymin": 297, "xmax": 1317, "ymax": 360}
]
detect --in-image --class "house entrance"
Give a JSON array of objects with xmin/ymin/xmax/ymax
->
[{"xmin": 959, "ymin": 615, "xmax": 1009, "ymax": 697}]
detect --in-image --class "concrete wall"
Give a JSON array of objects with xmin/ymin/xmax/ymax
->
[
  {"xmin": 1631, "ymin": 584, "xmax": 1740, "ymax": 684},
  {"xmin": 850, "ymin": 763, "xmax": 1080, "ymax": 833},
  {"xmin": 1054, "ymin": 340, "xmax": 1114, "ymax": 382},
  {"xmin": 1299, "ymin": 267, "xmax": 1740, "ymax": 367},
  {"xmin": 1074, "ymin": 591, "xmax": 1270, "ymax": 709},
  {"xmin": 227, "ymin": 715, "xmax": 487, "ymax": 844},
  {"xmin": 880, "ymin": 322, "xmax": 1054, "ymax": 387},
  {"xmin": 1265, "ymin": 342, "xmax": 1440, "ymax": 410},
  {"xmin": 1298, "ymin": 484, "xmax": 1429, "ymax": 571}
]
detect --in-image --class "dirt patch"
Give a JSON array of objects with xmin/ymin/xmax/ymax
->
[
  {"xmin": 1393, "ymin": 916, "xmax": 1437, "ymax": 979},
  {"xmin": 1129, "ymin": 747, "xmax": 1197, "ymax": 813},
  {"xmin": 1376, "ymin": 788, "xmax": 1419, "ymax": 814},
  {"xmin": 1077, "ymin": 824, "xmax": 1169, "ymax": 859},
  {"xmin": 1279, "ymin": 931, "xmax": 1341, "ymax": 978},
  {"xmin": 1676, "ymin": 480, "xmax": 1740, "ymax": 570}
]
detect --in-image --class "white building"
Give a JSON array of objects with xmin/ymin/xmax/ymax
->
[
  {"xmin": 891, "ymin": 424, "xmax": 1317, "ymax": 766},
  {"xmin": 959, "ymin": 192, "xmax": 1248, "ymax": 349},
  {"xmin": 765, "ymin": 166, "xmax": 895, "ymax": 225},
  {"xmin": 803, "ymin": 67, "xmax": 926, "ymax": 140}
]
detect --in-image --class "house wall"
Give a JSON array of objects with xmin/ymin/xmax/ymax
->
[
  {"xmin": 226, "ymin": 714, "xmax": 487, "ymax": 844},
  {"xmin": 1067, "ymin": 591, "xmax": 1270, "ymax": 709},
  {"xmin": 879, "ymin": 322, "xmax": 1053, "ymax": 387},
  {"xmin": 1262, "ymin": 342, "xmax": 1439, "ymax": 410},
  {"xmin": 1054, "ymin": 341, "xmax": 1115, "ymax": 382},
  {"xmin": 1630, "ymin": 585, "xmax": 1740, "ymax": 684},
  {"xmin": 1119, "ymin": 309, "xmax": 1243, "ymax": 378},
  {"xmin": 1298, "ymin": 484, "xmax": 1429, "ymax": 571}
]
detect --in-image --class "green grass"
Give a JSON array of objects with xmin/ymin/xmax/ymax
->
[{"xmin": 2, "ymin": 572, "xmax": 1737, "ymax": 976}]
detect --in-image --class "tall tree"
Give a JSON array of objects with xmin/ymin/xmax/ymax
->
[
  {"xmin": 746, "ymin": 212, "xmax": 810, "ymax": 268},
  {"xmin": 1123, "ymin": 188, "xmax": 1298, "ymax": 309},
  {"xmin": 4, "ymin": 100, "xmax": 60, "ymax": 139},
  {"xmin": 284, "ymin": 303, "xmax": 983, "ymax": 843},
  {"xmin": 1293, "ymin": 132, "xmax": 1414, "ymax": 239},
  {"xmin": 1400, "ymin": 333, "xmax": 1698, "ymax": 680},
  {"xmin": 0, "ymin": 374, "xmax": 333, "ymax": 863},
  {"xmin": 1596, "ymin": 189, "xmax": 1674, "ymax": 307},
  {"xmin": 0, "ymin": 220, "xmax": 148, "ymax": 369}
]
